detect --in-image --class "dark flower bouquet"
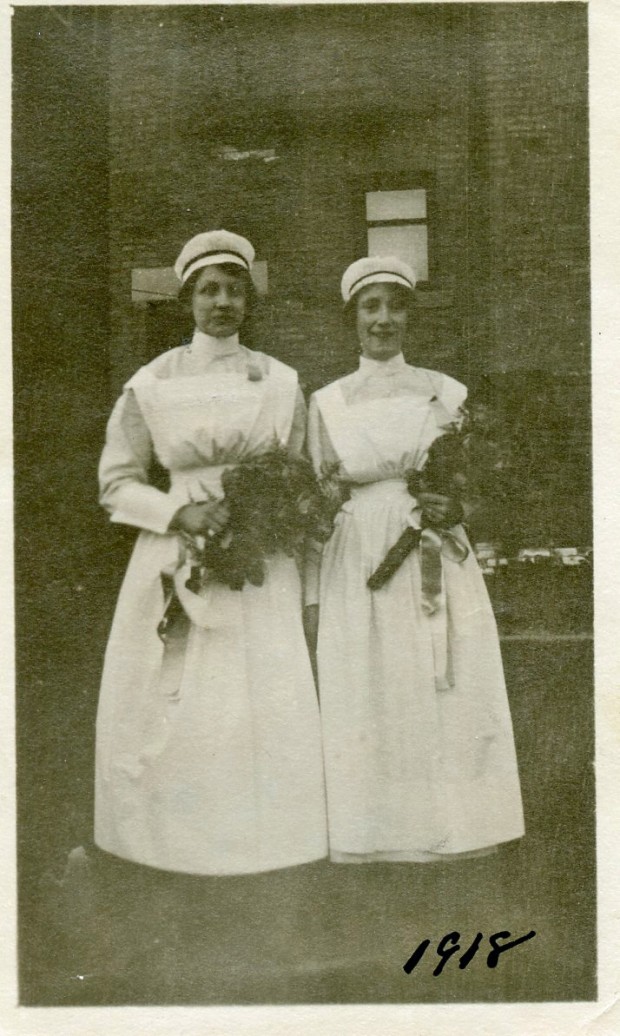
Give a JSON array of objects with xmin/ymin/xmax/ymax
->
[
  {"xmin": 406, "ymin": 400, "xmax": 512, "ymax": 506},
  {"xmin": 368, "ymin": 401, "xmax": 512, "ymax": 591},
  {"xmin": 182, "ymin": 446, "xmax": 345, "ymax": 592}
]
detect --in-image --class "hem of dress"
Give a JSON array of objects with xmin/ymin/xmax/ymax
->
[
  {"xmin": 94, "ymin": 840, "xmax": 328, "ymax": 877},
  {"xmin": 329, "ymin": 846, "xmax": 500, "ymax": 864}
]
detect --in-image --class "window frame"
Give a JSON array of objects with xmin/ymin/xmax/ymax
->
[{"xmin": 361, "ymin": 171, "xmax": 435, "ymax": 286}]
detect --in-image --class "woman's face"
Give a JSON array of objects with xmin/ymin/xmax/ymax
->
[
  {"xmin": 191, "ymin": 264, "xmax": 247, "ymax": 338},
  {"xmin": 355, "ymin": 282, "xmax": 409, "ymax": 361}
]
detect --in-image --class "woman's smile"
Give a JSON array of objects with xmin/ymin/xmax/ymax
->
[{"xmin": 355, "ymin": 282, "xmax": 408, "ymax": 360}]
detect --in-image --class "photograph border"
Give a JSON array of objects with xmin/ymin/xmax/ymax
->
[{"xmin": 2, "ymin": 0, "xmax": 618, "ymax": 1032}]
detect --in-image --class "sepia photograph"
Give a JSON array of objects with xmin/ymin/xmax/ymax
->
[{"xmin": 10, "ymin": 0, "xmax": 599, "ymax": 1020}]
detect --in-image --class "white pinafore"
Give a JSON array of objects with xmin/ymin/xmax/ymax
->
[
  {"xmin": 309, "ymin": 363, "xmax": 524, "ymax": 862},
  {"xmin": 95, "ymin": 345, "xmax": 327, "ymax": 874}
]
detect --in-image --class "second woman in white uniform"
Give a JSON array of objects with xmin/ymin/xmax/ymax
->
[{"xmin": 305, "ymin": 256, "xmax": 524, "ymax": 864}]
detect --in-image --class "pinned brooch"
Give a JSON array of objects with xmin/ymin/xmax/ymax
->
[{"xmin": 246, "ymin": 362, "xmax": 263, "ymax": 382}]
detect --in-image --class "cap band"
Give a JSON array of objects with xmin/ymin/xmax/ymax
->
[
  {"xmin": 348, "ymin": 270, "xmax": 414, "ymax": 298},
  {"xmin": 181, "ymin": 249, "xmax": 250, "ymax": 282}
]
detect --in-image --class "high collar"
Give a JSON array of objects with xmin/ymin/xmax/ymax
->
[
  {"xmin": 188, "ymin": 329, "xmax": 242, "ymax": 359},
  {"xmin": 358, "ymin": 352, "xmax": 407, "ymax": 375}
]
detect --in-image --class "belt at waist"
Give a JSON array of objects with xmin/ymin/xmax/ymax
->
[
  {"xmin": 348, "ymin": 478, "xmax": 412, "ymax": 502},
  {"xmin": 340, "ymin": 478, "xmax": 419, "ymax": 522}
]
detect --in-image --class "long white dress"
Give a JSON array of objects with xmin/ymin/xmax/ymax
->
[
  {"xmin": 95, "ymin": 330, "xmax": 327, "ymax": 875},
  {"xmin": 307, "ymin": 352, "xmax": 524, "ymax": 863}
]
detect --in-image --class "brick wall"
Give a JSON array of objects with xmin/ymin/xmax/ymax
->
[
  {"xmin": 106, "ymin": 5, "xmax": 477, "ymax": 393},
  {"xmin": 481, "ymin": 3, "xmax": 589, "ymax": 375},
  {"xmin": 104, "ymin": 4, "xmax": 590, "ymax": 543},
  {"xmin": 13, "ymin": 7, "xmax": 112, "ymax": 571}
]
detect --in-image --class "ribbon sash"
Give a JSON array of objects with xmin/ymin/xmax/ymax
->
[
  {"xmin": 367, "ymin": 523, "xmax": 469, "ymax": 693},
  {"xmin": 419, "ymin": 527, "xmax": 469, "ymax": 615}
]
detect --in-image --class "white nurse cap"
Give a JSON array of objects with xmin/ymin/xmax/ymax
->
[
  {"xmin": 341, "ymin": 255, "xmax": 417, "ymax": 302},
  {"xmin": 174, "ymin": 229, "xmax": 255, "ymax": 284}
]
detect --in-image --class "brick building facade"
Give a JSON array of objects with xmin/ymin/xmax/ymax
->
[
  {"xmin": 13, "ymin": 3, "xmax": 590, "ymax": 560},
  {"xmin": 106, "ymin": 5, "xmax": 588, "ymax": 383},
  {"xmin": 103, "ymin": 3, "xmax": 589, "ymax": 545}
]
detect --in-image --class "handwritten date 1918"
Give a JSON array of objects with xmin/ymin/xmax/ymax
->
[{"xmin": 403, "ymin": 930, "xmax": 536, "ymax": 977}]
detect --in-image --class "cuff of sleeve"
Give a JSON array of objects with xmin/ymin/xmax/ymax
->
[{"xmin": 108, "ymin": 485, "xmax": 181, "ymax": 535}]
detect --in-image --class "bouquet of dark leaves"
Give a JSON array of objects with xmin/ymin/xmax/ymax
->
[
  {"xmin": 181, "ymin": 446, "xmax": 346, "ymax": 592},
  {"xmin": 367, "ymin": 400, "xmax": 513, "ymax": 591}
]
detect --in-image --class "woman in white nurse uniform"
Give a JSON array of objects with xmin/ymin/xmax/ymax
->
[
  {"xmin": 95, "ymin": 230, "xmax": 327, "ymax": 875},
  {"xmin": 305, "ymin": 256, "xmax": 524, "ymax": 864}
]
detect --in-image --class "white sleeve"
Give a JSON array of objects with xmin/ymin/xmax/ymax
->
[
  {"xmin": 306, "ymin": 394, "xmax": 322, "ymax": 475},
  {"xmin": 303, "ymin": 395, "xmax": 324, "ymax": 607},
  {"xmin": 98, "ymin": 388, "xmax": 180, "ymax": 535},
  {"xmin": 304, "ymin": 393, "xmax": 343, "ymax": 607},
  {"xmin": 307, "ymin": 392, "xmax": 340, "ymax": 475},
  {"xmin": 439, "ymin": 373, "xmax": 468, "ymax": 417},
  {"xmin": 287, "ymin": 386, "xmax": 308, "ymax": 457}
]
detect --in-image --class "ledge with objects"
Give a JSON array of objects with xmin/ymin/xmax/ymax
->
[{"xmin": 474, "ymin": 544, "xmax": 592, "ymax": 641}]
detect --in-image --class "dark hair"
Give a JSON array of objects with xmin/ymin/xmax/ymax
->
[
  {"xmin": 343, "ymin": 280, "xmax": 415, "ymax": 335},
  {"xmin": 178, "ymin": 262, "xmax": 258, "ymax": 320}
]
